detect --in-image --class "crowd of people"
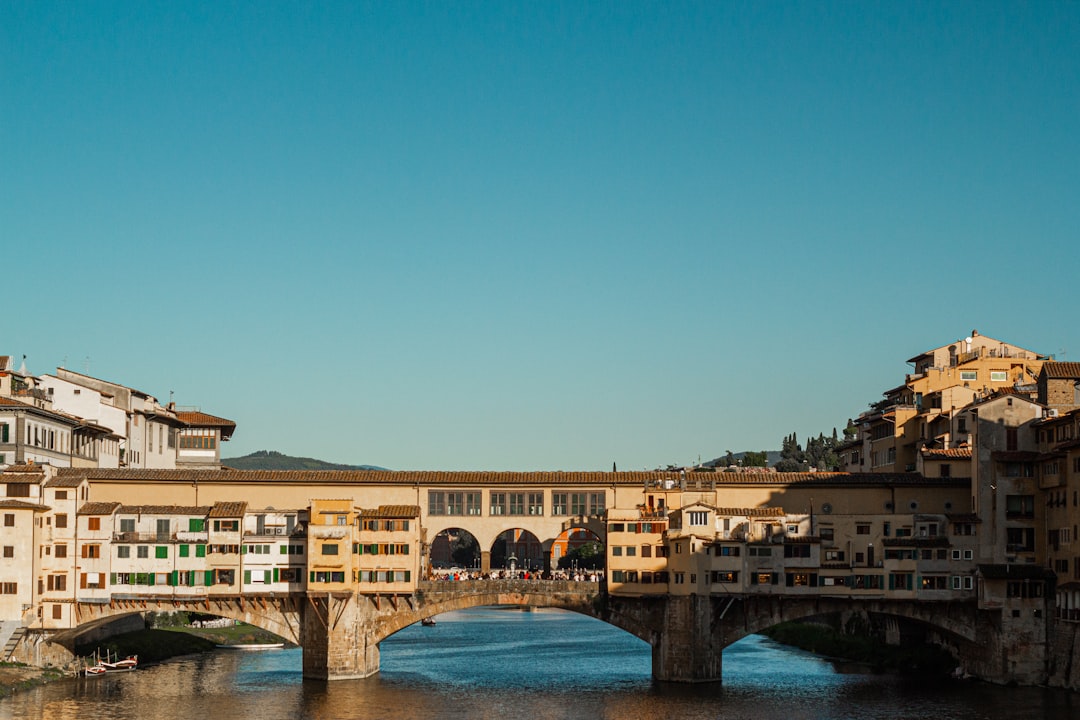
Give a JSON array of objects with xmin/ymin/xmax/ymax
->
[{"xmin": 430, "ymin": 568, "xmax": 604, "ymax": 583}]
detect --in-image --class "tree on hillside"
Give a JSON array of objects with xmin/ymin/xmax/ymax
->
[
  {"xmin": 740, "ymin": 451, "xmax": 769, "ymax": 467},
  {"xmin": 776, "ymin": 432, "xmax": 808, "ymax": 472}
]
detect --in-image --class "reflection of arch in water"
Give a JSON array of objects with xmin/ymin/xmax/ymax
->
[
  {"xmin": 429, "ymin": 528, "xmax": 481, "ymax": 569},
  {"xmin": 549, "ymin": 527, "xmax": 602, "ymax": 568},
  {"xmin": 491, "ymin": 529, "xmax": 543, "ymax": 570}
]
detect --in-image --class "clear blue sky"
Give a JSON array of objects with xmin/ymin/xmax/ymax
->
[{"xmin": 3, "ymin": 2, "xmax": 1078, "ymax": 470}]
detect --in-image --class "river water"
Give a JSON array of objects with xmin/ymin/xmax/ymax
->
[{"xmin": 3, "ymin": 607, "xmax": 1078, "ymax": 720}]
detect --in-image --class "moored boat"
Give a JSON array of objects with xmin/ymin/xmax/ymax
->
[{"xmin": 84, "ymin": 651, "xmax": 137, "ymax": 676}]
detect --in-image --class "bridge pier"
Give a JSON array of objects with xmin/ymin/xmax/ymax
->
[
  {"xmin": 652, "ymin": 595, "xmax": 723, "ymax": 682},
  {"xmin": 301, "ymin": 593, "xmax": 379, "ymax": 680}
]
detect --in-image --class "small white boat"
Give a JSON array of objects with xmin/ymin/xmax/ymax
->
[
  {"xmin": 84, "ymin": 651, "xmax": 137, "ymax": 676},
  {"xmin": 216, "ymin": 643, "xmax": 285, "ymax": 650}
]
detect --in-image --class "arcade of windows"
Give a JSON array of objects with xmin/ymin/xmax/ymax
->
[{"xmin": 429, "ymin": 490, "xmax": 602, "ymax": 517}]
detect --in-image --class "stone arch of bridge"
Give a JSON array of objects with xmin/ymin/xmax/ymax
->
[
  {"xmin": 369, "ymin": 582, "xmax": 653, "ymax": 649},
  {"xmin": 720, "ymin": 596, "xmax": 981, "ymax": 654},
  {"xmin": 55, "ymin": 596, "xmax": 304, "ymax": 649}
]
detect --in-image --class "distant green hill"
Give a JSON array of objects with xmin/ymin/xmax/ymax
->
[{"xmin": 222, "ymin": 450, "xmax": 386, "ymax": 471}]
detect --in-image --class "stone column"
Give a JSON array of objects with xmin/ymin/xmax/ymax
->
[
  {"xmin": 652, "ymin": 595, "xmax": 723, "ymax": 682},
  {"xmin": 301, "ymin": 593, "xmax": 380, "ymax": 680},
  {"xmin": 480, "ymin": 550, "xmax": 491, "ymax": 574}
]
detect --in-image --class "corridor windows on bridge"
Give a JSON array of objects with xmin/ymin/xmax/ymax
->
[
  {"xmin": 688, "ymin": 511, "xmax": 708, "ymax": 526},
  {"xmin": 509, "ymin": 493, "xmax": 526, "ymax": 515},
  {"xmin": 490, "ymin": 492, "xmax": 506, "ymax": 515},
  {"xmin": 428, "ymin": 490, "xmax": 482, "ymax": 516},
  {"xmin": 552, "ymin": 493, "xmax": 568, "ymax": 515},
  {"xmin": 571, "ymin": 493, "xmax": 587, "ymax": 516},
  {"xmin": 528, "ymin": 492, "xmax": 543, "ymax": 515}
]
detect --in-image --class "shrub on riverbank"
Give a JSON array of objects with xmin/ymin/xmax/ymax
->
[{"xmin": 760, "ymin": 621, "xmax": 958, "ymax": 676}]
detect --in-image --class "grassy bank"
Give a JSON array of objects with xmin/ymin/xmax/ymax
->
[
  {"xmin": 75, "ymin": 616, "xmax": 289, "ymax": 666},
  {"xmin": 0, "ymin": 663, "xmax": 66, "ymax": 699},
  {"xmin": 760, "ymin": 621, "xmax": 958, "ymax": 676}
]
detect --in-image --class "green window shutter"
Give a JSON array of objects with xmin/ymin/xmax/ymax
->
[
  {"xmin": 196, "ymin": 544, "xmax": 206, "ymax": 558},
  {"xmin": 170, "ymin": 571, "xmax": 178, "ymax": 586},
  {"xmin": 273, "ymin": 568, "xmax": 279, "ymax": 582},
  {"xmin": 244, "ymin": 570, "xmax": 251, "ymax": 584},
  {"xmin": 179, "ymin": 544, "xmax": 189, "ymax": 557},
  {"xmin": 403, "ymin": 545, "xmax": 409, "ymax": 555},
  {"xmin": 309, "ymin": 571, "xmax": 315, "ymax": 583},
  {"xmin": 110, "ymin": 573, "xmax": 116, "ymax": 585},
  {"xmin": 241, "ymin": 545, "xmax": 247, "ymax": 554},
  {"xmin": 280, "ymin": 545, "xmax": 288, "ymax": 554},
  {"xmin": 156, "ymin": 546, "xmax": 168, "ymax": 559},
  {"xmin": 405, "ymin": 570, "xmax": 411, "ymax": 582},
  {"xmin": 148, "ymin": 573, "xmax": 155, "ymax": 586},
  {"xmin": 205, "ymin": 570, "xmax": 214, "ymax": 586},
  {"xmin": 888, "ymin": 575, "xmax": 895, "ymax": 591}
]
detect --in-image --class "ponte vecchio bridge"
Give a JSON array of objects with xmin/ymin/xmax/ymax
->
[{"xmin": 3, "ymin": 467, "xmax": 1059, "ymax": 686}]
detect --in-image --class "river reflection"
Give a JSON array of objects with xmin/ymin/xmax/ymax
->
[{"xmin": 3, "ymin": 607, "xmax": 1078, "ymax": 720}]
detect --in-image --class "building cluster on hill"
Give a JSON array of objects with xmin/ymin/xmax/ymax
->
[{"xmin": 0, "ymin": 357, "xmax": 235, "ymax": 470}]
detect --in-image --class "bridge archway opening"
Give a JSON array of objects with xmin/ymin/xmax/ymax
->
[
  {"xmin": 429, "ymin": 528, "xmax": 482, "ymax": 572},
  {"xmin": 551, "ymin": 527, "xmax": 604, "ymax": 570},
  {"xmin": 491, "ymin": 529, "xmax": 543, "ymax": 571}
]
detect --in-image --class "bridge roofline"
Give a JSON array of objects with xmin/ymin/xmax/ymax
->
[{"xmin": 54, "ymin": 468, "xmax": 968, "ymax": 489}]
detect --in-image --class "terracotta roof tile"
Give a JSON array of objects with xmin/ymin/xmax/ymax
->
[
  {"xmin": 45, "ymin": 476, "xmax": 86, "ymax": 488},
  {"xmin": 78, "ymin": 501, "xmax": 121, "ymax": 515},
  {"xmin": 118, "ymin": 505, "xmax": 213, "ymax": 515},
  {"xmin": 359, "ymin": 505, "xmax": 420, "ymax": 518},
  {"xmin": 946, "ymin": 513, "xmax": 982, "ymax": 523},
  {"xmin": 0, "ymin": 499, "xmax": 48, "ymax": 511},
  {"xmin": 1042, "ymin": 362, "xmax": 1080, "ymax": 379},
  {"xmin": 921, "ymin": 447, "xmax": 972, "ymax": 460},
  {"xmin": 2, "ymin": 461, "xmax": 46, "ymax": 475},
  {"xmin": 209, "ymin": 501, "xmax": 247, "ymax": 517}
]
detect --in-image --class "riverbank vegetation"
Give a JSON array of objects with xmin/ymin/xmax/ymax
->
[
  {"xmin": 760, "ymin": 620, "xmax": 958, "ymax": 676},
  {"xmin": 74, "ymin": 612, "xmax": 290, "ymax": 666}
]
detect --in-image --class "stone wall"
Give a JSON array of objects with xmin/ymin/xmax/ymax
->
[{"xmin": 1047, "ymin": 620, "xmax": 1080, "ymax": 691}]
